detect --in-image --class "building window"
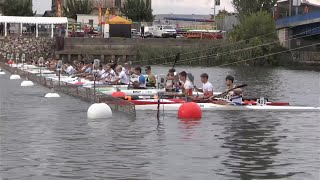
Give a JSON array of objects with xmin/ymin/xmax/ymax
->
[
  {"xmin": 89, "ymin": 19, "xmax": 93, "ymax": 26},
  {"xmin": 115, "ymin": 0, "xmax": 122, "ymax": 8}
]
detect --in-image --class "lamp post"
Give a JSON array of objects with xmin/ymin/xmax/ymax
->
[
  {"xmin": 57, "ymin": 60, "xmax": 63, "ymax": 85},
  {"xmin": 93, "ymin": 59, "xmax": 100, "ymax": 101}
]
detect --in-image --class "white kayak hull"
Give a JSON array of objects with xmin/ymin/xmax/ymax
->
[
  {"xmin": 135, "ymin": 103, "xmax": 320, "ymax": 112},
  {"xmin": 101, "ymin": 89, "xmax": 167, "ymax": 96}
]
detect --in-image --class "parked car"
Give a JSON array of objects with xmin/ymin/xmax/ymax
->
[{"xmin": 149, "ymin": 25, "xmax": 177, "ymax": 38}]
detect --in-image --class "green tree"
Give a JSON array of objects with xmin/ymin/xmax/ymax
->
[
  {"xmin": 63, "ymin": 0, "xmax": 93, "ymax": 20},
  {"xmin": 232, "ymin": 0, "xmax": 277, "ymax": 19},
  {"xmin": 228, "ymin": 11, "xmax": 280, "ymax": 66},
  {"xmin": 121, "ymin": 0, "xmax": 154, "ymax": 22},
  {"xmin": 229, "ymin": 11, "xmax": 276, "ymax": 42},
  {"xmin": 0, "ymin": 0, "xmax": 36, "ymax": 16}
]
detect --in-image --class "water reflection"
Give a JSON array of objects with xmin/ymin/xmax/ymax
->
[
  {"xmin": 178, "ymin": 119, "xmax": 202, "ymax": 140},
  {"xmin": 218, "ymin": 112, "xmax": 301, "ymax": 179}
]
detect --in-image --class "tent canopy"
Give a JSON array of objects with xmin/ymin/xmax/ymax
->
[
  {"xmin": 0, "ymin": 16, "xmax": 68, "ymax": 24},
  {"xmin": 108, "ymin": 16, "xmax": 132, "ymax": 24}
]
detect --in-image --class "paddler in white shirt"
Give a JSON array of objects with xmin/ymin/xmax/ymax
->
[
  {"xmin": 112, "ymin": 65, "xmax": 129, "ymax": 85},
  {"xmin": 96, "ymin": 63, "xmax": 115, "ymax": 82},
  {"xmin": 179, "ymin": 71, "xmax": 193, "ymax": 96},
  {"xmin": 194, "ymin": 73, "xmax": 214, "ymax": 99},
  {"xmin": 97, "ymin": 65, "xmax": 105, "ymax": 78},
  {"xmin": 166, "ymin": 69, "xmax": 179, "ymax": 91},
  {"xmin": 225, "ymin": 75, "xmax": 243, "ymax": 105}
]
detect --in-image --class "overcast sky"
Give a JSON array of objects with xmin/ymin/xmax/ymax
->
[{"xmin": 33, "ymin": 0, "xmax": 234, "ymax": 15}]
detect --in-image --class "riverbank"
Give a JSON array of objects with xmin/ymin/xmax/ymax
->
[
  {"xmin": 1, "ymin": 36, "xmax": 319, "ymax": 68},
  {"xmin": 56, "ymin": 37, "xmax": 320, "ymax": 67}
]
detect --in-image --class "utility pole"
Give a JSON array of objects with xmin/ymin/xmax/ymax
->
[
  {"xmin": 289, "ymin": 0, "xmax": 292, "ymax": 16},
  {"xmin": 213, "ymin": 0, "xmax": 216, "ymax": 22},
  {"xmin": 213, "ymin": 0, "xmax": 220, "ymax": 30}
]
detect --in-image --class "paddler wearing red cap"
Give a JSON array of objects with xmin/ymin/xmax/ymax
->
[{"xmin": 194, "ymin": 73, "xmax": 214, "ymax": 99}]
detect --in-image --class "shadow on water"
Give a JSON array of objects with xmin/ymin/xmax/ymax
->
[{"xmin": 217, "ymin": 111, "xmax": 303, "ymax": 180}]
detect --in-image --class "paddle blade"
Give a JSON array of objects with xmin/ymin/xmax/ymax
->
[{"xmin": 187, "ymin": 73, "xmax": 195, "ymax": 84}]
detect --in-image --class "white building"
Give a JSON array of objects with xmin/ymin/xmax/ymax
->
[{"xmin": 77, "ymin": 14, "xmax": 99, "ymax": 27}]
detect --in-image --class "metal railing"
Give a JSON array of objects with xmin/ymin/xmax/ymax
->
[{"xmin": 0, "ymin": 61, "xmax": 136, "ymax": 117}]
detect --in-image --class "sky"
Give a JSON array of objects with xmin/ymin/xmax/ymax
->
[{"xmin": 33, "ymin": 0, "xmax": 234, "ymax": 15}]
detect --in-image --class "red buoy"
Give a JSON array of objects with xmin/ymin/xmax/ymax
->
[
  {"xmin": 74, "ymin": 82, "xmax": 84, "ymax": 85},
  {"xmin": 178, "ymin": 102, "xmax": 202, "ymax": 120},
  {"xmin": 7, "ymin": 60, "xmax": 14, "ymax": 65},
  {"xmin": 112, "ymin": 91, "xmax": 126, "ymax": 98}
]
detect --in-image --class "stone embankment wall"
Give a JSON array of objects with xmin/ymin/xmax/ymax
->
[
  {"xmin": 55, "ymin": 38, "xmax": 222, "ymax": 63},
  {"xmin": 56, "ymin": 37, "xmax": 320, "ymax": 67}
]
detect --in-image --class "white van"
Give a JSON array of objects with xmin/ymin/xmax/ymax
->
[{"xmin": 149, "ymin": 25, "xmax": 177, "ymax": 38}]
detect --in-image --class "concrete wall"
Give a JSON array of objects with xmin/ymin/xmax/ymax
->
[
  {"xmin": 277, "ymin": 28, "xmax": 290, "ymax": 48},
  {"xmin": 56, "ymin": 37, "xmax": 223, "ymax": 62}
]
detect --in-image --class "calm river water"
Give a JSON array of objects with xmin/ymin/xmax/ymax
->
[{"xmin": 0, "ymin": 66, "xmax": 319, "ymax": 180}]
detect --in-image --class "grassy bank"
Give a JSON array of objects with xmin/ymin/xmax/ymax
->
[{"xmin": 135, "ymin": 39, "xmax": 290, "ymax": 67}]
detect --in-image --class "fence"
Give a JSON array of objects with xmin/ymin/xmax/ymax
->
[{"xmin": 0, "ymin": 61, "xmax": 136, "ymax": 117}]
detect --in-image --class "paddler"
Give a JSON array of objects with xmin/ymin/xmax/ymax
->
[
  {"xmin": 97, "ymin": 65, "xmax": 105, "ymax": 78},
  {"xmin": 112, "ymin": 65, "xmax": 129, "ymax": 85},
  {"xmin": 123, "ymin": 61, "xmax": 133, "ymax": 75},
  {"xmin": 132, "ymin": 67, "xmax": 146, "ymax": 89},
  {"xmin": 225, "ymin": 75, "xmax": 243, "ymax": 105},
  {"xmin": 165, "ymin": 69, "xmax": 179, "ymax": 91},
  {"xmin": 96, "ymin": 63, "xmax": 115, "ymax": 82},
  {"xmin": 179, "ymin": 71, "xmax": 193, "ymax": 96},
  {"xmin": 194, "ymin": 73, "xmax": 214, "ymax": 99},
  {"xmin": 145, "ymin": 65, "xmax": 156, "ymax": 87}
]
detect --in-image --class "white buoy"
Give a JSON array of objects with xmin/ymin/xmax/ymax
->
[
  {"xmin": 44, "ymin": 93, "xmax": 60, "ymax": 98},
  {"xmin": 0, "ymin": 72, "xmax": 5, "ymax": 75},
  {"xmin": 10, "ymin": 75, "xmax": 21, "ymax": 80},
  {"xmin": 87, "ymin": 103, "xmax": 112, "ymax": 119},
  {"xmin": 20, "ymin": 80, "xmax": 34, "ymax": 87}
]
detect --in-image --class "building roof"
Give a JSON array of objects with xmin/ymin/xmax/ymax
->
[
  {"xmin": 277, "ymin": 0, "xmax": 320, "ymax": 7},
  {"xmin": 0, "ymin": 16, "xmax": 68, "ymax": 24},
  {"xmin": 107, "ymin": 16, "xmax": 132, "ymax": 24}
]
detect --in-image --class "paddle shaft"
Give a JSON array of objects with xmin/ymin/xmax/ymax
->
[
  {"xmin": 210, "ymin": 84, "xmax": 248, "ymax": 100},
  {"xmin": 172, "ymin": 53, "xmax": 180, "ymax": 70}
]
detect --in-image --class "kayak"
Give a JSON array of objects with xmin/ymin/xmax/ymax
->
[
  {"xmin": 130, "ymin": 99, "xmax": 320, "ymax": 112},
  {"xmin": 100, "ymin": 88, "xmax": 167, "ymax": 96}
]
